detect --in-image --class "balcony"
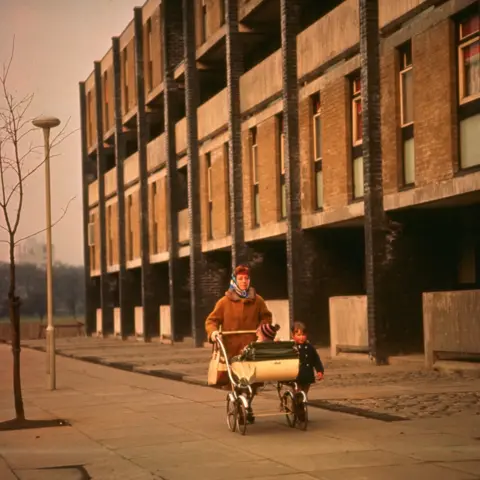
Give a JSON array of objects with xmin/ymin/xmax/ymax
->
[
  {"xmin": 240, "ymin": 49, "xmax": 282, "ymax": 113},
  {"xmin": 197, "ymin": 89, "xmax": 228, "ymax": 141},
  {"xmin": 297, "ymin": 0, "xmax": 359, "ymax": 80},
  {"xmin": 123, "ymin": 152, "xmax": 139, "ymax": 186},
  {"xmin": 175, "ymin": 118, "xmax": 187, "ymax": 155},
  {"xmin": 104, "ymin": 168, "xmax": 117, "ymax": 198},
  {"xmin": 88, "ymin": 180, "xmax": 98, "ymax": 207},
  {"xmin": 178, "ymin": 208, "xmax": 189, "ymax": 245},
  {"xmin": 147, "ymin": 133, "xmax": 166, "ymax": 172}
]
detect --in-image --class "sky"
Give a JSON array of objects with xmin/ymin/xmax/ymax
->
[{"xmin": 0, "ymin": 0, "xmax": 141, "ymax": 266}]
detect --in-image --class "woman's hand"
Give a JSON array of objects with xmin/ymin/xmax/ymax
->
[
  {"xmin": 316, "ymin": 372, "xmax": 324, "ymax": 381},
  {"xmin": 210, "ymin": 330, "xmax": 220, "ymax": 342}
]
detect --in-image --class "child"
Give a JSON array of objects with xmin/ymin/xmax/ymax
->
[
  {"xmin": 256, "ymin": 323, "xmax": 280, "ymax": 342},
  {"xmin": 292, "ymin": 321, "xmax": 324, "ymax": 394}
]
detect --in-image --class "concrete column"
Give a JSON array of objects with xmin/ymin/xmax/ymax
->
[
  {"xmin": 78, "ymin": 82, "xmax": 97, "ymax": 336},
  {"xmin": 183, "ymin": 0, "xmax": 207, "ymax": 347},
  {"xmin": 225, "ymin": 0, "xmax": 247, "ymax": 268},
  {"xmin": 280, "ymin": 0, "xmax": 308, "ymax": 330},
  {"xmin": 94, "ymin": 62, "xmax": 114, "ymax": 336},
  {"xmin": 134, "ymin": 7, "xmax": 159, "ymax": 340},
  {"xmin": 162, "ymin": 0, "xmax": 185, "ymax": 342},
  {"xmin": 360, "ymin": 0, "xmax": 389, "ymax": 364},
  {"xmin": 112, "ymin": 37, "xmax": 135, "ymax": 338}
]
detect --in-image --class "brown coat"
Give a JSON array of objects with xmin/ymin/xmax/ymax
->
[{"xmin": 205, "ymin": 288, "xmax": 272, "ymax": 359}]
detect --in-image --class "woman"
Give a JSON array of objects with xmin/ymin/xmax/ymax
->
[
  {"xmin": 205, "ymin": 264, "xmax": 273, "ymax": 358},
  {"xmin": 205, "ymin": 265, "xmax": 272, "ymax": 423}
]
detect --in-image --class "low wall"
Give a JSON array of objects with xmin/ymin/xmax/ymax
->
[
  {"xmin": 96, "ymin": 309, "xmax": 102, "ymax": 337},
  {"xmin": 114, "ymin": 308, "xmax": 122, "ymax": 338},
  {"xmin": 423, "ymin": 290, "xmax": 480, "ymax": 367},
  {"xmin": 0, "ymin": 321, "xmax": 85, "ymax": 342},
  {"xmin": 265, "ymin": 300, "xmax": 290, "ymax": 341},
  {"xmin": 135, "ymin": 306, "xmax": 144, "ymax": 339},
  {"xmin": 159, "ymin": 305, "xmax": 171, "ymax": 342},
  {"xmin": 329, "ymin": 295, "xmax": 368, "ymax": 357}
]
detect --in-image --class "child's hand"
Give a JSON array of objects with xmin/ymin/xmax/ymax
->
[{"xmin": 316, "ymin": 372, "xmax": 324, "ymax": 381}]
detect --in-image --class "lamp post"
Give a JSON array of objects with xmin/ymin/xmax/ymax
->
[{"xmin": 32, "ymin": 115, "xmax": 61, "ymax": 391}]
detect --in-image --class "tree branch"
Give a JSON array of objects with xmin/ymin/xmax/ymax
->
[{"xmin": 14, "ymin": 196, "xmax": 76, "ymax": 245}]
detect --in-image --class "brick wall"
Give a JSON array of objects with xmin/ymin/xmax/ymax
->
[
  {"xmin": 413, "ymin": 19, "xmax": 456, "ymax": 187},
  {"xmin": 322, "ymin": 77, "xmax": 350, "ymax": 209},
  {"xmin": 257, "ymin": 116, "xmax": 280, "ymax": 225},
  {"xmin": 381, "ymin": 47, "xmax": 401, "ymax": 195},
  {"xmin": 299, "ymin": 96, "xmax": 314, "ymax": 213}
]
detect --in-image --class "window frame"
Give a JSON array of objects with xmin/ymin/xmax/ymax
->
[
  {"xmin": 312, "ymin": 92, "xmax": 323, "ymax": 210},
  {"xmin": 224, "ymin": 142, "xmax": 231, "ymax": 235},
  {"xmin": 458, "ymin": 13, "xmax": 480, "ymax": 104},
  {"xmin": 127, "ymin": 195, "xmax": 134, "ymax": 261},
  {"xmin": 103, "ymin": 71, "xmax": 109, "ymax": 132},
  {"xmin": 251, "ymin": 127, "xmax": 260, "ymax": 227},
  {"xmin": 151, "ymin": 182, "xmax": 158, "ymax": 254},
  {"xmin": 146, "ymin": 18, "xmax": 154, "ymax": 93},
  {"xmin": 351, "ymin": 76, "xmax": 363, "ymax": 147},
  {"xmin": 122, "ymin": 48, "xmax": 129, "ymax": 114},
  {"xmin": 278, "ymin": 114, "xmax": 287, "ymax": 220},
  {"xmin": 201, "ymin": 0, "xmax": 208, "ymax": 44},
  {"xmin": 206, "ymin": 152, "xmax": 213, "ymax": 240}
]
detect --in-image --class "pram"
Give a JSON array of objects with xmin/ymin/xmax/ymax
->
[{"xmin": 215, "ymin": 330, "xmax": 309, "ymax": 435}]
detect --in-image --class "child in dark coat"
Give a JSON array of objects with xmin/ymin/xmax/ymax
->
[{"xmin": 292, "ymin": 321, "xmax": 324, "ymax": 394}]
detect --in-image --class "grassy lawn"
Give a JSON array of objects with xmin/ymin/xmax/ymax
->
[{"xmin": 0, "ymin": 316, "xmax": 83, "ymax": 324}]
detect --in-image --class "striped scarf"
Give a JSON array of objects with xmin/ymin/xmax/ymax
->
[{"xmin": 229, "ymin": 273, "xmax": 250, "ymax": 299}]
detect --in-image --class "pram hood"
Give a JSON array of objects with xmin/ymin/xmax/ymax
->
[{"xmin": 237, "ymin": 341, "xmax": 299, "ymax": 362}]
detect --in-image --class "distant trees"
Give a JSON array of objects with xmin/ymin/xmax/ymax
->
[{"xmin": 0, "ymin": 261, "xmax": 84, "ymax": 321}]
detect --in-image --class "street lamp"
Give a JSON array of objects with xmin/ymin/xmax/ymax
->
[{"xmin": 32, "ymin": 115, "xmax": 61, "ymax": 391}]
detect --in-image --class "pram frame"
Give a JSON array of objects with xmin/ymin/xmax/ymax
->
[{"xmin": 215, "ymin": 330, "xmax": 309, "ymax": 435}]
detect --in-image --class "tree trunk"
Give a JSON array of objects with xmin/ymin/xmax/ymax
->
[{"xmin": 9, "ymin": 240, "xmax": 25, "ymax": 421}]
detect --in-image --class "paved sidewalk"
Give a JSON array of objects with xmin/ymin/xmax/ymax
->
[
  {"xmin": 1, "ymin": 344, "xmax": 480, "ymax": 479},
  {"xmin": 20, "ymin": 337, "xmax": 480, "ymax": 420}
]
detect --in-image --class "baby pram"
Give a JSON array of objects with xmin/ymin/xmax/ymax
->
[{"xmin": 215, "ymin": 330, "xmax": 309, "ymax": 435}]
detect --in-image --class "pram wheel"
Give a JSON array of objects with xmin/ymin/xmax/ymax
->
[
  {"xmin": 282, "ymin": 391, "xmax": 296, "ymax": 428},
  {"xmin": 226, "ymin": 393, "xmax": 237, "ymax": 432},
  {"xmin": 295, "ymin": 392, "xmax": 308, "ymax": 431},
  {"xmin": 236, "ymin": 399, "xmax": 248, "ymax": 436}
]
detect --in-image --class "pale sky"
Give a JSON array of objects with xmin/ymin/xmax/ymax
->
[{"xmin": 0, "ymin": 0, "xmax": 141, "ymax": 266}]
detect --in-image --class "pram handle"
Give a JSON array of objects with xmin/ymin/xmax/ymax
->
[{"xmin": 220, "ymin": 330, "xmax": 257, "ymax": 336}]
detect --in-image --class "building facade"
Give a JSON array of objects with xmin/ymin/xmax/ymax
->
[{"xmin": 80, "ymin": 0, "xmax": 480, "ymax": 358}]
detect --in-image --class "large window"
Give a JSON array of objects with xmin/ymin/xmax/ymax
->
[
  {"xmin": 399, "ymin": 41, "xmax": 415, "ymax": 186},
  {"xmin": 151, "ymin": 182, "xmax": 158, "ymax": 254},
  {"xmin": 146, "ymin": 18, "xmax": 153, "ymax": 93},
  {"xmin": 201, "ymin": 0, "xmax": 207, "ymax": 44},
  {"xmin": 122, "ymin": 48, "xmax": 129, "ymax": 114},
  {"xmin": 88, "ymin": 213, "xmax": 96, "ymax": 271},
  {"xmin": 351, "ymin": 74, "xmax": 364, "ymax": 199},
  {"xmin": 278, "ymin": 114, "xmax": 287, "ymax": 220},
  {"xmin": 107, "ymin": 205, "xmax": 113, "ymax": 266},
  {"xmin": 127, "ymin": 195, "xmax": 133, "ymax": 261},
  {"xmin": 458, "ymin": 10, "xmax": 480, "ymax": 169},
  {"xmin": 87, "ymin": 91, "xmax": 93, "ymax": 145},
  {"xmin": 251, "ymin": 127, "xmax": 260, "ymax": 227},
  {"xmin": 219, "ymin": 0, "xmax": 225, "ymax": 26},
  {"xmin": 206, "ymin": 152, "xmax": 213, "ymax": 240},
  {"xmin": 224, "ymin": 142, "xmax": 231, "ymax": 235},
  {"xmin": 103, "ymin": 71, "xmax": 110, "ymax": 132},
  {"xmin": 312, "ymin": 92, "xmax": 323, "ymax": 210}
]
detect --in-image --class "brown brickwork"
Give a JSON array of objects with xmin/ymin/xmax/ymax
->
[
  {"xmin": 257, "ymin": 116, "xmax": 280, "ymax": 225},
  {"xmin": 381, "ymin": 47, "xmax": 401, "ymax": 195},
  {"xmin": 299, "ymin": 96, "xmax": 314, "ymax": 213},
  {"xmin": 211, "ymin": 145, "xmax": 229, "ymax": 239},
  {"xmin": 413, "ymin": 19, "xmax": 456, "ymax": 187},
  {"xmin": 322, "ymin": 77, "xmax": 349, "ymax": 209}
]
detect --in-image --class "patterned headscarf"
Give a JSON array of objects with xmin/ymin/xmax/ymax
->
[{"xmin": 229, "ymin": 265, "xmax": 250, "ymax": 299}]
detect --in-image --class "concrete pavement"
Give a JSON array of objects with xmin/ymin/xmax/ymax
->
[{"xmin": 1, "ymin": 344, "xmax": 480, "ymax": 479}]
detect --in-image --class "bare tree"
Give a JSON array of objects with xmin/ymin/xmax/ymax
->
[{"xmin": 0, "ymin": 41, "xmax": 74, "ymax": 427}]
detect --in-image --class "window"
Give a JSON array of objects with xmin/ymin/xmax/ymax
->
[
  {"xmin": 201, "ymin": 0, "xmax": 207, "ymax": 44},
  {"xmin": 87, "ymin": 91, "xmax": 93, "ymax": 145},
  {"xmin": 206, "ymin": 153, "xmax": 213, "ymax": 240},
  {"xmin": 151, "ymin": 182, "xmax": 158, "ymax": 254},
  {"xmin": 127, "ymin": 195, "xmax": 133, "ymax": 261},
  {"xmin": 107, "ymin": 205, "xmax": 113, "ymax": 266},
  {"xmin": 122, "ymin": 48, "xmax": 129, "ymax": 114},
  {"xmin": 88, "ymin": 214, "xmax": 96, "ymax": 271},
  {"xmin": 278, "ymin": 114, "xmax": 287, "ymax": 220},
  {"xmin": 103, "ymin": 72, "xmax": 109, "ymax": 132},
  {"xmin": 251, "ymin": 127, "xmax": 260, "ymax": 227},
  {"xmin": 399, "ymin": 41, "xmax": 415, "ymax": 186},
  {"xmin": 219, "ymin": 0, "xmax": 225, "ymax": 26},
  {"xmin": 312, "ymin": 93, "xmax": 323, "ymax": 209},
  {"xmin": 146, "ymin": 18, "xmax": 153, "ymax": 93},
  {"xmin": 458, "ymin": 11, "xmax": 480, "ymax": 169},
  {"xmin": 225, "ymin": 142, "xmax": 231, "ymax": 235},
  {"xmin": 351, "ymin": 74, "xmax": 364, "ymax": 199}
]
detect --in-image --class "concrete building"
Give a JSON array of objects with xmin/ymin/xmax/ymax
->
[{"xmin": 80, "ymin": 0, "xmax": 480, "ymax": 363}]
